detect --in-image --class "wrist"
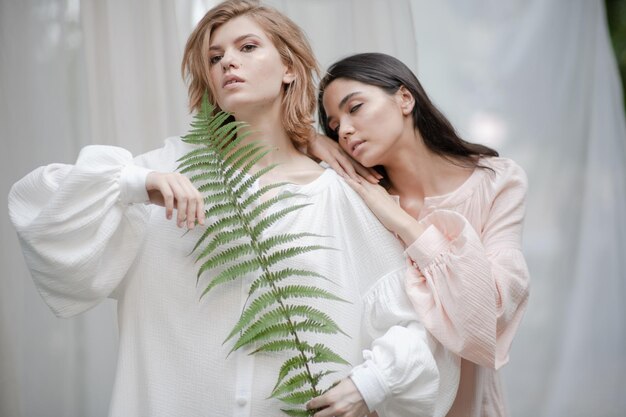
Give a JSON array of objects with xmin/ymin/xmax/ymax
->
[
  {"xmin": 396, "ymin": 213, "xmax": 425, "ymax": 246},
  {"xmin": 350, "ymin": 360, "xmax": 389, "ymax": 412}
]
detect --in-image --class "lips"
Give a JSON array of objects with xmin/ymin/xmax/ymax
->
[
  {"xmin": 350, "ymin": 139, "xmax": 365, "ymax": 155},
  {"xmin": 223, "ymin": 75, "xmax": 244, "ymax": 88}
]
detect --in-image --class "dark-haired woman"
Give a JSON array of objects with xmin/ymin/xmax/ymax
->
[{"xmin": 310, "ymin": 52, "xmax": 530, "ymax": 417}]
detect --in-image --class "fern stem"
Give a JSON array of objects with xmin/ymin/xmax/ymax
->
[{"xmin": 223, "ymin": 165, "xmax": 320, "ymax": 398}]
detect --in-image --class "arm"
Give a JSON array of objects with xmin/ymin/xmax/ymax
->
[
  {"xmin": 8, "ymin": 143, "xmax": 204, "ymax": 318},
  {"xmin": 343, "ymin": 164, "xmax": 530, "ymax": 369},
  {"xmin": 404, "ymin": 167, "xmax": 530, "ymax": 369},
  {"xmin": 308, "ymin": 271, "xmax": 460, "ymax": 417}
]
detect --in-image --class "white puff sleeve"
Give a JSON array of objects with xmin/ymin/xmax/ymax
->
[
  {"xmin": 350, "ymin": 269, "xmax": 460, "ymax": 417},
  {"xmin": 8, "ymin": 145, "xmax": 154, "ymax": 318}
]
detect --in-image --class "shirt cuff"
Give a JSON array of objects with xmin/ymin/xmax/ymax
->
[
  {"xmin": 119, "ymin": 165, "xmax": 152, "ymax": 205},
  {"xmin": 350, "ymin": 358, "xmax": 391, "ymax": 412},
  {"xmin": 404, "ymin": 224, "xmax": 450, "ymax": 268}
]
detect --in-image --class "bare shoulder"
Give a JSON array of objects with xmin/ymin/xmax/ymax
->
[{"xmin": 282, "ymin": 156, "xmax": 326, "ymax": 185}]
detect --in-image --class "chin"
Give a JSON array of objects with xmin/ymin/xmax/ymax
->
[
  {"xmin": 214, "ymin": 98, "xmax": 238, "ymax": 114},
  {"xmin": 358, "ymin": 156, "xmax": 377, "ymax": 169},
  {"xmin": 219, "ymin": 96, "xmax": 263, "ymax": 116}
]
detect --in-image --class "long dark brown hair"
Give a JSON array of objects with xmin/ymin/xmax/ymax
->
[{"xmin": 318, "ymin": 53, "xmax": 498, "ymax": 169}]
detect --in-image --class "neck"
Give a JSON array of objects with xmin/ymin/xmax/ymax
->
[
  {"xmin": 230, "ymin": 99, "xmax": 321, "ymax": 184},
  {"xmin": 233, "ymin": 100, "xmax": 301, "ymax": 168},
  {"xmin": 383, "ymin": 129, "xmax": 472, "ymax": 200}
]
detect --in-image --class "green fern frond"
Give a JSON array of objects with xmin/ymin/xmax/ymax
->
[
  {"xmin": 233, "ymin": 319, "xmax": 339, "ymax": 353},
  {"xmin": 280, "ymin": 408, "xmax": 312, "ymax": 417},
  {"xmin": 271, "ymin": 371, "xmax": 311, "ymax": 398},
  {"xmin": 189, "ymin": 170, "xmax": 222, "ymax": 183},
  {"xmin": 199, "ymin": 258, "xmax": 262, "ymax": 296},
  {"xmin": 232, "ymin": 306, "xmax": 344, "ymax": 351},
  {"xmin": 251, "ymin": 339, "xmax": 308, "ymax": 355},
  {"xmin": 272, "ymin": 370, "xmax": 335, "ymax": 398},
  {"xmin": 224, "ymin": 290, "xmax": 281, "ymax": 342},
  {"xmin": 199, "ymin": 213, "xmax": 242, "ymax": 237},
  {"xmin": 224, "ymin": 147, "xmax": 271, "ymax": 180},
  {"xmin": 264, "ymin": 246, "xmax": 335, "ymax": 266},
  {"xmin": 177, "ymin": 153, "xmax": 219, "ymax": 171},
  {"xmin": 192, "ymin": 226, "xmax": 248, "ymax": 259},
  {"xmin": 272, "ymin": 285, "xmax": 347, "ymax": 303},
  {"xmin": 202, "ymin": 190, "xmax": 233, "ymax": 205},
  {"xmin": 203, "ymin": 201, "xmax": 238, "ymax": 219},
  {"xmin": 179, "ymin": 93, "xmax": 349, "ymax": 415},
  {"xmin": 279, "ymin": 389, "xmax": 318, "ymax": 405},
  {"xmin": 310, "ymin": 343, "xmax": 351, "ymax": 366},
  {"xmin": 195, "ymin": 241, "xmax": 254, "ymax": 268},
  {"xmin": 275, "ymin": 356, "xmax": 309, "ymax": 388},
  {"xmin": 226, "ymin": 283, "xmax": 346, "ymax": 342},
  {"xmin": 196, "ymin": 180, "xmax": 231, "ymax": 193},
  {"xmin": 229, "ymin": 161, "xmax": 276, "ymax": 196},
  {"xmin": 222, "ymin": 142, "xmax": 265, "ymax": 175},
  {"xmin": 251, "ymin": 204, "xmax": 313, "ymax": 238},
  {"xmin": 248, "ymin": 269, "xmax": 334, "ymax": 294},
  {"xmin": 256, "ymin": 232, "xmax": 324, "ymax": 253},
  {"xmin": 239, "ymin": 181, "xmax": 290, "ymax": 207}
]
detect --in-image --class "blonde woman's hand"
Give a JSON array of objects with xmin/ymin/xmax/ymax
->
[
  {"xmin": 307, "ymin": 378, "xmax": 369, "ymax": 417},
  {"xmin": 307, "ymin": 133, "xmax": 381, "ymax": 184},
  {"xmin": 146, "ymin": 172, "xmax": 205, "ymax": 229},
  {"xmin": 344, "ymin": 176, "xmax": 424, "ymax": 246}
]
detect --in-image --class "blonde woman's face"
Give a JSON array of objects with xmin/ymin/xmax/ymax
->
[{"xmin": 208, "ymin": 15, "xmax": 294, "ymax": 115}]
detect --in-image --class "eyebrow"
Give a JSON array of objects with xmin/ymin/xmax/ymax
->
[
  {"xmin": 209, "ymin": 33, "xmax": 261, "ymax": 51},
  {"xmin": 338, "ymin": 91, "xmax": 361, "ymax": 110}
]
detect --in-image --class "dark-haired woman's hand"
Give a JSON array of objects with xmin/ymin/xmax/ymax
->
[
  {"xmin": 307, "ymin": 133, "xmax": 381, "ymax": 184},
  {"xmin": 306, "ymin": 378, "xmax": 369, "ymax": 417},
  {"xmin": 344, "ymin": 176, "xmax": 425, "ymax": 246}
]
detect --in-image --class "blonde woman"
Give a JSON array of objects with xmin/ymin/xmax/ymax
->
[{"xmin": 8, "ymin": 2, "xmax": 459, "ymax": 417}]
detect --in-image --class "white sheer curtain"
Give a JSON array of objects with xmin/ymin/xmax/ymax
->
[
  {"xmin": 1, "ymin": 0, "xmax": 623, "ymax": 416},
  {"xmin": 410, "ymin": 1, "xmax": 626, "ymax": 415}
]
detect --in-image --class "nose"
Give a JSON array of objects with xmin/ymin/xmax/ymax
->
[
  {"xmin": 338, "ymin": 120, "xmax": 355, "ymax": 142},
  {"xmin": 221, "ymin": 49, "xmax": 240, "ymax": 71}
]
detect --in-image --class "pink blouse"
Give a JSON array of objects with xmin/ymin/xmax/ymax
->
[{"xmin": 404, "ymin": 157, "xmax": 530, "ymax": 417}]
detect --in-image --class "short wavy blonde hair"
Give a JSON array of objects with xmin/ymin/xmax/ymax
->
[{"xmin": 182, "ymin": 0, "xmax": 319, "ymax": 145}]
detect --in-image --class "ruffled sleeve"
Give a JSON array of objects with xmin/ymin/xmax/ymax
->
[
  {"xmin": 404, "ymin": 161, "xmax": 530, "ymax": 369},
  {"xmin": 8, "ymin": 145, "xmax": 154, "ymax": 318},
  {"xmin": 350, "ymin": 269, "xmax": 460, "ymax": 417}
]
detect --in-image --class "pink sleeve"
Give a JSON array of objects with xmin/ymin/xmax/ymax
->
[{"xmin": 404, "ymin": 168, "xmax": 530, "ymax": 369}]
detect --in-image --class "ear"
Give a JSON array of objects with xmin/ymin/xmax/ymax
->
[
  {"xmin": 283, "ymin": 65, "xmax": 296, "ymax": 85},
  {"xmin": 396, "ymin": 85, "xmax": 415, "ymax": 116}
]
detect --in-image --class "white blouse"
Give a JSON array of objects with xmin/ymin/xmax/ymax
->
[{"xmin": 9, "ymin": 137, "xmax": 460, "ymax": 417}]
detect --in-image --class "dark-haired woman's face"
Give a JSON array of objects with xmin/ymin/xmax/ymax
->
[{"xmin": 322, "ymin": 78, "xmax": 409, "ymax": 167}]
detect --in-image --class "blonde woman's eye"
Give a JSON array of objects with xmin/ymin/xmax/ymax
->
[
  {"xmin": 209, "ymin": 55, "xmax": 222, "ymax": 65},
  {"xmin": 241, "ymin": 44, "xmax": 257, "ymax": 52}
]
